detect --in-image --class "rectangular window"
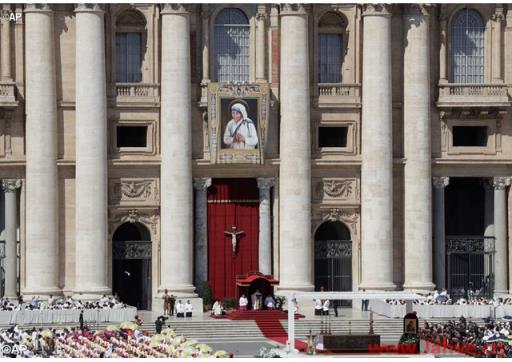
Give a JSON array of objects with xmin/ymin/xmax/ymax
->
[
  {"xmin": 319, "ymin": 33, "xmax": 342, "ymax": 83},
  {"xmin": 453, "ymin": 126, "xmax": 487, "ymax": 147},
  {"xmin": 116, "ymin": 32, "xmax": 142, "ymax": 83},
  {"xmin": 319, "ymin": 127, "xmax": 348, "ymax": 148},
  {"xmin": 117, "ymin": 126, "xmax": 147, "ymax": 148}
]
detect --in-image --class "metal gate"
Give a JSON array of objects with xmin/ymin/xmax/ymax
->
[
  {"xmin": 314, "ymin": 240, "xmax": 352, "ymax": 305},
  {"xmin": 447, "ymin": 236, "xmax": 494, "ymax": 299}
]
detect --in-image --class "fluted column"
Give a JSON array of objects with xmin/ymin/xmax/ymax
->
[
  {"xmin": 403, "ymin": 4, "xmax": 435, "ymax": 291},
  {"xmin": 433, "ymin": 177, "xmax": 449, "ymax": 290},
  {"xmin": 483, "ymin": 180, "xmax": 494, "ymax": 279},
  {"xmin": 360, "ymin": 4, "xmax": 395, "ymax": 290},
  {"xmin": 73, "ymin": 4, "xmax": 110, "ymax": 297},
  {"xmin": 160, "ymin": 4, "xmax": 195, "ymax": 296},
  {"xmin": 200, "ymin": 4, "xmax": 209, "ymax": 105},
  {"xmin": 278, "ymin": 4, "xmax": 313, "ymax": 291},
  {"xmin": 2, "ymin": 179, "xmax": 20, "ymax": 299},
  {"xmin": 492, "ymin": 7, "xmax": 504, "ymax": 82},
  {"xmin": 257, "ymin": 177, "xmax": 274, "ymax": 275},
  {"xmin": 24, "ymin": 4, "xmax": 60, "ymax": 296},
  {"xmin": 193, "ymin": 177, "xmax": 211, "ymax": 292},
  {"xmin": 256, "ymin": 5, "xmax": 267, "ymax": 82},
  {"xmin": 1, "ymin": 4, "xmax": 12, "ymax": 81},
  {"xmin": 493, "ymin": 176, "xmax": 509, "ymax": 294}
]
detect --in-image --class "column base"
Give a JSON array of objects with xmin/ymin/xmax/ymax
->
[
  {"xmin": 358, "ymin": 281, "xmax": 397, "ymax": 291},
  {"xmin": 157, "ymin": 284, "xmax": 197, "ymax": 298},
  {"xmin": 403, "ymin": 282, "xmax": 436, "ymax": 292},
  {"xmin": 21, "ymin": 286, "xmax": 63, "ymax": 299},
  {"xmin": 275, "ymin": 283, "xmax": 315, "ymax": 292},
  {"xmin": 493, "ymin": 290, "xmax": 510, "ymax": 297}
]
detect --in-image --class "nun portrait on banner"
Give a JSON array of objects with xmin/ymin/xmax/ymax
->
[{"xmin": 223, "ymin": 102, "xmax": 259, "ymax": 150}]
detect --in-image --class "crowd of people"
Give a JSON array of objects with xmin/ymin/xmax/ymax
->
[
  {"xmin": 384, "ymin": 290, "xmax": 512, "ymax": 307},
  {"xmin": 0, "ymin": 322, "xmax": 227, "ymax": 358},
  {"xmin": 3, "ymin": 294, "xmax": 129, "ymax": 311},
  {"xmin": 420, "ymin": 318, "xmax": 512, "ymax": 357}
]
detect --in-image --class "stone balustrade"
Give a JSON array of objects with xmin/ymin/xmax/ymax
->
[
  {"xmin": 315, "ymin": 83, "xmax": 361, "ymax": 108},
  {"xmin": 115, "ymin": 83, "xmax": 160, "ymax": 98},
  {"xmin": 0, "ymin": 82, "xmax": 17, "ymax": 106},
  {"xmin": 437, "ymin": 83, "xmax": 509, "ymax": 107}
]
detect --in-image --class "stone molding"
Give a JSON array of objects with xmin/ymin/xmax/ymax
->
[
  {"xmin": 362, "ymin": 4, "xmax": 391, "ymax": 17},
  {"xmin": 279, "ymin": 4, "xmax": 308, "ymax": 16},
  {"xmin": 1, "ymin": 179, "xmax": 21, "ymax": 193},
  {"xmin": 404, "ymin": 4, "xmax": 431, "ymax": 16},
  {"xmin": 161, "ymin": 3, "xmax": 189, "ymax": 15},
  {"xmin": 257, "ymin": 177, "xmax": 275, "ymax": 190},
  {"xmin": 193, "ymin": 177, "xmax": 212, "ymax": 191},
  {"xmin": 319, "ymin": 207, "xmax": 359, "ymax": 236},
  {"xmin": 24, "ymin": 3, "xmax": 51, "ymax": 12},
  {"xmin": 492, "ymin": 176, "xmax": 510, "ymax": 190},
  {"xmin": 109, "ymin": 208, "xmax": 160, "ymax": 236},
  {"xmin": 432, "ymin": 176, "xmax": 449, "ymax": 189},
  {"xmin": 74, "ymin": 4, "xmax": 104, "ymax": 13}
]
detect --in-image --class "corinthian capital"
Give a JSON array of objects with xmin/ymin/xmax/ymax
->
[
  {"xmin": 2, "ymin": 179, "xmax": 21, "ymax": 193},
  {"xmin": 405, "ymin": 4, "xmax": 432, "ymax": 16},
  {"xmin": 257, "ymin": 177, "xmax": 275, "ymax": 190},
  {"xmin": 432, "ymin": 176, "xmax": 449, "ymax": 189},
  {"xmin": 161, "ymin": 3, "xmax": 190, "ymax": 15},
  {"xmin": 279, "ymin": 4, "xmax": 308, "ymax": 16},
  {"xmin": 362, "ymin": 4, "xmax": 392, "ymax": 17},
  {"xmin": 74, "ymin": 4, "xmax": 104, "ymax": 13},
  {"xmin": 492, "ymin": 7, "xmax": 505, "ymax": 22},
  {"xmin": 193, "ymin": 177, "xmax": 212, "ymax": 191},
  {"xmin": 24, "ymin": 3, "xmax": 52, "ymax": 13},
  {"xmin": 493, "ymin": 176, "xmax": 510, "ymax": 190}
]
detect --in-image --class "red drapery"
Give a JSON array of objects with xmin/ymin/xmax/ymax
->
[{"xmin": 207, "ymin": 179, "xmax": 259, "ymax": 301}]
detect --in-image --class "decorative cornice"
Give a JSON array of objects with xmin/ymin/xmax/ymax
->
[
  {"xmin": 492, "ymin": 176, "xmax": 510, "ymax": 190},
  {"xmin": 405, "ymin": 4, "xmax": 431, "ymax": 17},
  {"xmin": 74, "ymin": 4, "xmax": 104, "ymax": 13},
  {"xmin": 161, "ymin": 3, "xmax": 189, "ymax": 15},
  {"xmin": 2, "ymin": 179, "xmax": 21, "ymax": 193},
  {"xmin": 193, "ymin": 177, "xmax": 212, "ymax": 191},
  {"xmin": 432, "ymin": 176, "xmax": 449, "ymax": 189},
  {"xmin": 279, "ymin": 4, "xmax": 308, "ymax": 16},
  {"xmin": 257, "ymin": 177, "xmax": 275, "ymax": 190},
  {"xmin": 362, "ymin": 4, "xmax": 392, "ymax": 17},
  {"xmin": 24, "ymin": 3, "xmax": 51, "ymax": 13}
]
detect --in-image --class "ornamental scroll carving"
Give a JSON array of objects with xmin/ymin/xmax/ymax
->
[
  {"xmin": 321, "ymin": 208, "xmax": 359, "ymax": 236},
  {"xmin": 110, "ymin": 179, "xmax": 159, "ymax": 204},
  {"xmin": 110, "ymin": 208, "xmax": 160, "ymax": 236},
  {"xmin": 314, "ymin": 178, "xmax": 358, "ymax": 203}
]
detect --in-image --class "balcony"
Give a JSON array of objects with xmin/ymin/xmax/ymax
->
[
  {"xmin": 111, "ymin": 83, "xmax": 160, "ymax": 107},
  {"xmin": 314, "ymin": 83, "xmax": 361, "ymax": 108},
  {"xmin": 437, "ymin": 84, "xmax": 509, "ymax": 108},
  {"xmin": 0, "ymin": 82, "xmax": 18, "ymax": 108}
]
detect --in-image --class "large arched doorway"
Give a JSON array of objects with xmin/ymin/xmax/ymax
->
[
  {"xmin": 112, "ymin": 222, "xmax": 152, "ymax": 310},
  {"xmin": 314, "ymin": 221, "xmax": 352, "ymax": 306}
]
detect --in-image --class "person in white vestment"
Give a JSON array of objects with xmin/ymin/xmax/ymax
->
[
  {"xmin": 223, "ymin": 103, "xmax": 258, "ymax": 150},
  {"xmin": 185, "ymin": 300, "xmax": 193, "ymax": 318}
]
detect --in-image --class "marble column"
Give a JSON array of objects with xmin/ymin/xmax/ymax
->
[
  {"xmin": 256, "ymin": 5, "xmax": 267, "ymax": 82},
  {"xmin": 403, "ymin": 5, "xmax": 435, "ymax": 291},
  {"xmin": 2, "ymin": 179, "xmax": 20, "ymax": 299},
  {"xmin": 257, "ymin": 177, "xmax": 274, "ymax": 275},
  {"xmin": 160, "ymin": 4, "xmax": 195, "ymax": 296},
  {"xmin": 439, "ymin": 5, "xmax": 448, "ymax": 83},
  {"xmin": 493, "ymin": 176, "xmax": 509, "ymax": 294},
  {"xmin": 433, "ymin": 177, "xmax": 449, "ymax": 290},
  {"xmin": 492, "ymin": 8, "xmax": 504, "ymax": 82},
  {"xmin": 483, "ymin": 180, "xmax": 494, "ymax": 278},
  {"xmin": 200, "ymin": 4, "xmax": 209, "ymax": 104},
  {"xmin": 73, "ymin": 4, "xmax": 110, "ymax": 297},
  {"xmin": 278, "ymin": 4, "xmax": 313, "ymax": 291},
  {"xmin": 360, "ymin": 4, "xmax": 395, "ymax": 290},
  {"xmin": 193, "ymin": 177, "xmax": 211, "ymax": 292},
  {"xmin": 1, "ymin": 4, "xmax": 12, "ymax": 81},
  {"xmin": 24, "ymin": 4, "xmax": 60, "ymax": 296}
]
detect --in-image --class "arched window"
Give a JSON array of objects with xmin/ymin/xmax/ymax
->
[
  {"xmin": 318, "ymin": 12, "xmax": 345, "ymax": 83},
  {"xmin": 214, "ymin": 8, "xmax": 250, "ymax": 82},
  {"xmin": 450, "ymin": 9, "xmax": 485, "ymax": 84},
  {"xmin": 115, "ymin": 10, "xmax": 146, "ymax": 83}
]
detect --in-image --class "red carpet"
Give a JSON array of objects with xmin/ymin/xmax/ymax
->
[{"xmin": 223, "ymin": 310, "xmax": 308, "ymax": 351}]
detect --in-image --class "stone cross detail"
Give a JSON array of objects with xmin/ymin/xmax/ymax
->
[{"xmin": 224, "ymin": 226, "xmax": 245, "ymax": 255}]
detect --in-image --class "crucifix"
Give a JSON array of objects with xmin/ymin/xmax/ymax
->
[{"xmin": 224, "ymin": 225, "xmax": 245, "ymax": 255}]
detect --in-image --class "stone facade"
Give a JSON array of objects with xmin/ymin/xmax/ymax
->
[{"xmin": 0, "ymin": 3, "xmax": 510, "ymax": 309}]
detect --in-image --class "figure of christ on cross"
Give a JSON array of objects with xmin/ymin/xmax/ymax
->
[{"xmin": 224, "ymin": 225, "xmax": 245, "ymax": 255}]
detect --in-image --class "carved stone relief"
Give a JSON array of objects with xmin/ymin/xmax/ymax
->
[
  {"xmin": 313, "ymin": 178, "xmax": 359, "ymax": 203},
  {"xmin": 109, "ymin": 178, "xmax": 159, "ymax": 204}
]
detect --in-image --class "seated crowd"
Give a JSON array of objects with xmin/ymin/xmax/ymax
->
[
  {"xmin": 12, "ymin": 294, "xmax": 128, "ymax": 311},
  {"xmin": 0, "ymin": 323, "xmax": 227, "ymax": 358},
  {"xmin": 420, "ymin": 318, "xmax": 512, "ymax": 358},
  {"xmin": 384, "ymin": 290, "xmax": 512, "ymax": 306}
]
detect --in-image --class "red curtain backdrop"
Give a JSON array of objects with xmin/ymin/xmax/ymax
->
[{"xmin": 208, "ymin": 179, "xmax": 259, "ymax": 301}]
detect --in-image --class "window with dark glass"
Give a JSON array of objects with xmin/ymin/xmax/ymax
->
[
  {"xmin": 319, "ymin": 127, "xmax": 348, "ymax": 148},
  {"xmin": 452, "ymin": 126, "xmax": 487, "ymax": 147},
  {"xmin": 318, "ymin": 12, "xmax": 345, "ymax": 84},
  {"xmin": 115, "ymin": 9, "xmax": 146, "ymax": 83},
  {"xmin": 117, "ymin": 126, "xmax": 147, "ymax": 148}
]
